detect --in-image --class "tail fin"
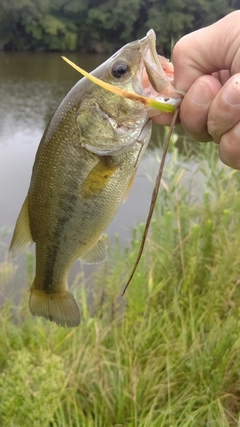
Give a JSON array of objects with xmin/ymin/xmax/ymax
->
[{"xmin": 29, "ymin": 287, "xmax": 80, "ymax": 327}]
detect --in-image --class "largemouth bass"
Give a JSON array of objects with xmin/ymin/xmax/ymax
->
[{"xmin": 9, "ymin": 30, "xmax": 182, "ymax": 327}]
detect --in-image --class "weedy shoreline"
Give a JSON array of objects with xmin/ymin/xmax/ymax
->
[{"xmin": 0, "ymin": 141, "xmax": 240, "ymax": 426}]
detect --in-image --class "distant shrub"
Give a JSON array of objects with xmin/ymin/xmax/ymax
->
[{"xmin": 0, "ymin": 349, "xmax": 65, "ymax": 426}]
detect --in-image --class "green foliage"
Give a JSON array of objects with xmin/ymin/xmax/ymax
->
[
  {"xmin": 0, "ymin": 0, "xmax": 78, "ymax": 50},
  {"xmin": 142, "ymin": 0, "xmax": 234, "ymax": 53},
  {"xmin": 1, "ymin": 142, "xmax": 240, "ymax": 425},
  {"xmin": 0, "ymin": 349, "xmax": 65, "ymax": 426},
  {"xmin": 0, "ymin": 0, "xmax": 238, "ymax": 52}
]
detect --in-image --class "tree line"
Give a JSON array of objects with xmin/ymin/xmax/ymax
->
[{"xmin": 0, "ymin": 0, "xmax": 239, "ymax": 54}]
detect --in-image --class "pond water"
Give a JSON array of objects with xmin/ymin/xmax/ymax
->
[{"xmin": 0, "ymin": 52, "xmax": 200, "ymax": 296}]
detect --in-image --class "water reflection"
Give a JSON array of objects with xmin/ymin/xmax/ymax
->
[{"xmin": 0, "ymin": 52, "xmax": 109, "ymax": 137}]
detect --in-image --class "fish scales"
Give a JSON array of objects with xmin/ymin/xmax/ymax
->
[{"xmin": 9, "ymin": 30, "xmax": 182, "ymax": 327}]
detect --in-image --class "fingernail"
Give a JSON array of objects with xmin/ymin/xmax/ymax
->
[
  {"xmin": 234, "ymin": 121, "xmax": 240, "ymax": 137},
  {"xmin": 224, "ymin": 79, "xmax": 240, "ymax": 105},
  {"xmin": 190, "ymin": 81, "xmax": 212, "ymax": 107}
]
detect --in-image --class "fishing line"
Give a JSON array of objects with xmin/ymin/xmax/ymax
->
[
  {"xmin": 61, "ymin": 56, "xmax": 181, "ymax": 296},
  {"xmin": 121, "ymin": 108, "xmax": 179, "ymax": 296}
]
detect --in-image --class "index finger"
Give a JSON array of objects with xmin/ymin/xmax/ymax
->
[{"xmin": 172, "ymin": 11, "xmax": 240, "ymax": 92}]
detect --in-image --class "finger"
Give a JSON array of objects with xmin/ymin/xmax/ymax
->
[
  {"xmin": 212, "ymin": 70, "xmax": 230, "ymax": 85},
  {"xmin": 207, "ymin": 74, "xmax": 240, "ymax": 143},
  {"xmin": 152, "ymin": 112, "xmax": 180, "ymax": 126},
  {"xmin": 219, "ymin": 122, "xmax": 240, "ymax": 169},
  {"xmin": 179, "ymin": 75, "xmax": 222, "ymax": 142},
  {"xmin": 173, "ymin": 11, "xmax": 240, "ymax": 92}
]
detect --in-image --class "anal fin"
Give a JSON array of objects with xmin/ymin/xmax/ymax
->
[
  {"xmin": 9, "ymin": 195, "xmax": 34, "ymax": 260},
  {"xmin": 80, "ymin": 235, "xmax": 108, "ymax": 264}
]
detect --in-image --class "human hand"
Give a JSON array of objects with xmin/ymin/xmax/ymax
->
[{"xmin": 155, "ymin": 11, "xmax": 240, "ymax": 169}]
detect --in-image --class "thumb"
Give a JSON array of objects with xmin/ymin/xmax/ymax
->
[{"xmin": 173, "ymin": 11, "xmax": 240, "ymax": 92}]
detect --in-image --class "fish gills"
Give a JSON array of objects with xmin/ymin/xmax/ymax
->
[{"xmin": 29, "ymin": 286, "xmax": 80, "ymax": 327}]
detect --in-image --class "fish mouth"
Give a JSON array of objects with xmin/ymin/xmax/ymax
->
[{"xmin": 138, "ymin": 30, "xmax": 184, "ymax": 109}]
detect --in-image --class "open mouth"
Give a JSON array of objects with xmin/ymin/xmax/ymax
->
[{"xmin": 139, "ymin": 30, "xmax": 183, "ymax": 107}]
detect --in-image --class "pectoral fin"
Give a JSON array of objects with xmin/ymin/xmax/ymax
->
[
  {"xmin": 9, "ymin": 195, "xmax": 34, "ymax": 260},
  {"xmin": 80, "ymin": 160, "xmax": 118, "ymax": 198},
  {"xmin": 80, "ymin": 236, "xmax": 108, "ymax": 264}
]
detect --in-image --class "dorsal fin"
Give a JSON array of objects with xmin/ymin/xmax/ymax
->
[{"xmin": 122, "ymin": 170, "xmax": 137, "ymax": 204}]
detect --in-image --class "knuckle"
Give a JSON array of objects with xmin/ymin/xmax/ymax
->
[
  {"xmin": 207, "ymin": 114, "xmax": 220, "ymax": 141},
  {"xmin": 172, "ymin": 36, "xmax": 190, "ymax": 66}
]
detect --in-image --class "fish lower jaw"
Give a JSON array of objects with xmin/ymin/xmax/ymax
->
[{"xmin": 154, "ymin": 95, "xmax": 182, "ymax": 107}]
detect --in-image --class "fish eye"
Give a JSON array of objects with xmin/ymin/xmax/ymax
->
[{"xmin": 111, "ymin": 61, "xmax": 130, "ymax": 78}]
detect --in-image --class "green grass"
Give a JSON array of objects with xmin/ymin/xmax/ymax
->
[{"xmin": 0, "ymin": 142, "xmax": 240, "ymax": 426}]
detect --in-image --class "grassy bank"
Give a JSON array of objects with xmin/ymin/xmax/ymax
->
[{"xmin": 0, "ymin": 142, "xmax": 240, "ymax": 426}]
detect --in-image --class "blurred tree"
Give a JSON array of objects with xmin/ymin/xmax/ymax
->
[
  {"xmin": 142, "ymin": 0, "xmax": 234, "ymax": 55},
  {"xmin": 0, "ymin": 0, "xmax": 49, "ymax": 49},
  {"xmin": 0, "ymin": 0, "xmax": 238, "ymax": 52}
]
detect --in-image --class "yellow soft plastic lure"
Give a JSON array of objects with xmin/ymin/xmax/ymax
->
[{"xmin": 62, "ymin": 56, "xmax": 176, "ymax": 113}]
